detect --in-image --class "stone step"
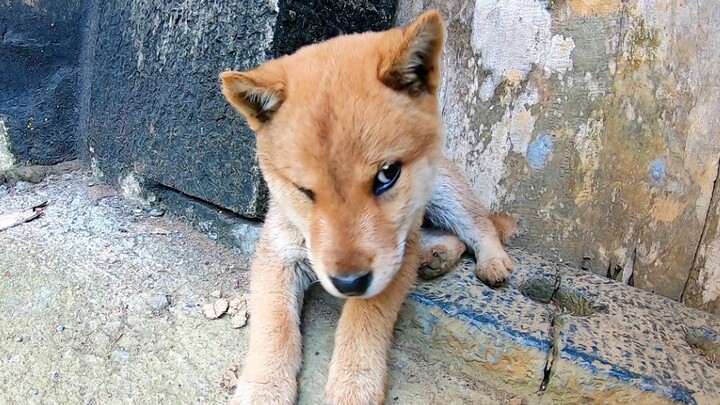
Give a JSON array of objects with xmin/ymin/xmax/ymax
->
[{"xmin": 160, "ymin": 189, "xmax": 720, "ymax": 405}]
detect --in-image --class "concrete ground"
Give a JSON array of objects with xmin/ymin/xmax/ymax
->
[{"xmin": 0, "ymin": 170, "xmax": 518, "ymax": 404}]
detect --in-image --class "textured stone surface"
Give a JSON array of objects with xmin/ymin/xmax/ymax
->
[
  {"xmin": 81, "ymin": 0, "xmax": 397, "ymax": 219},
  {"xmin": 406, "ymin": 258, "xmax": 551, "ymax": 393},
  {"xmin": 161, "ymin": 182, "xmax": 720, "ymax": 404},
  {"xmin": 273, "ymin": 0, "xmax": 397, "ymax": 57},
  {"xmin": 81, "ymin": 0, "xmax": 277, "ymax": 218},
  {"xmin": 396, "ymin": 0, "xmax": 720, "ymax": 309},
  {"xmin": 412, "ymin": 254, "xmax": 720, "ymax": 404},
  {"xmin": 548, "ymin": 267, "xmax": 720, "ymax": 404},
  {"xmin": 683, "ymin": 169, "xmax": 720, "ymax": 315},
  {"xmin": 5, "ymin": 168, "xmax": 718, "ymax": 403},
  {"xmin": 0, "ymin": 170, "xmax": 516, "ymax": 404},
  {"xmin": 0, "ymin": 0, "xmax": 83, "ymax": 165},
  {"xmin": 155, "ymin": 186, "xmax": 262, "ymax": 257}
]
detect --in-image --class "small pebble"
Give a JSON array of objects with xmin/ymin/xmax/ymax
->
[
  {"xmin": 15, "ymin": 181, "xmax": 29, "ymax": 191},
  {"xmin": 203, "ymin": 299, "xmax": 229, "ymax": 319},
  {"xmin": 207, "ymin": 231, "xmax": 219, "ymax": 240},
  {"xmin": 111, "ymin": 350, "xmax": 131, "ymax": 362},
  {"xmin": 221, "ymin": 368, "xmax": 239, "ymax": 390},
  {"xmin": 15, "ymin": 336, "xmax": 23, "ymax": 343},
  {"xmin": 62, "ymin": 173, "xmax": 74, "ymax": 180},
  {"xmin": 56, "ymin": 325, "xmax": 65, "ymax": 332},
  {"xmin": 210, "ymin": 290, "xmax": 222, "ymax": 298},
  {"xmin": 147, "ymin": 294, "xmax": 170, "ymax": 311},
  {"xmin": 147, "ymin": 208, "xmax": 164, "ymax": 217},
  {"xmin": 227, "ymin": 297, "xmax": 246, "ymax": 315},
  {"xmin": 230, "ymin": 310, "xmax": 248, "ymax": 329},
  {"xmin": 32, "ymin": 388, "xmax": 39, "ymax": 395},
  {"xmin": 509, "ymin": 397, "xmax": 523, "ymax": 405}
]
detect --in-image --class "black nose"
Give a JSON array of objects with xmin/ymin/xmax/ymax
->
[{"xmin": 330, "ymin": 272, "xmax": 372, "ymax": 296}]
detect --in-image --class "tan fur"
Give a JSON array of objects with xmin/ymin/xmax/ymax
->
[
  {"xmin": 220, "ymin": 10, "xmax": 514, "ymax": 404},
  {"xmin": 489, "ymin": 213, "xmax": 518, "ymax": 245}
]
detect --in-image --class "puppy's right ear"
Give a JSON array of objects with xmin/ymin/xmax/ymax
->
[{"xmin": 220, "ymin": 64, "xmax": 286, "ymax": 131}]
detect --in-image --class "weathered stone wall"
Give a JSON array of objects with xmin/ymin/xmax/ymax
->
[
  {"xmin": 0, "ymin": 0, "xmax": 85, "ymax": 166},
  {"xmin": 397, "ymin": 0, "xmax": 720, "ymax": 313},
  {"xmin": 80, "ymin": 0, "xmax": 396, "ymax": 218},
  {"xmin": 683, "ymin": 173, "xmax": 720, "ymax": 315}
]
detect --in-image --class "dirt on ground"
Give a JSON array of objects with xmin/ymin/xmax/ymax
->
[{"xmin": 0, "ymin": 169, "xmax": 516, "ymax": 404}]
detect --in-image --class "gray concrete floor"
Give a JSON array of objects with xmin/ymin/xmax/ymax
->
[{"xmin": 0, "ymin": 171, "xmax": 517, "ymax": 404}]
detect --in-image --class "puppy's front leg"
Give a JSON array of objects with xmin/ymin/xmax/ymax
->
[
  {"xmin": 425, "ymin": 157, "xmax": 514, "ymax": 285},
  {"xmin": 325, "ymin": 236, "xmax": 419, "ymax": 405},
  {"xmin": 229, "ymin": 226, "xmax": 306, "ymax": 405}
]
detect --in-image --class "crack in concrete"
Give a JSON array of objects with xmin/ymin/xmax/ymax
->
[
  {"xmin": 155, "ymin": 183, "xmax": 263, "ymax": 224},
  {"xmin": 539, "ymin": 270, "xmax": 562, "ymax": 392}
]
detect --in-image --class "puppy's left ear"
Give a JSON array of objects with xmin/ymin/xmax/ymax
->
[{"xmin": 379, "ymin": 10, "xmax": 446, "ymax": 96}]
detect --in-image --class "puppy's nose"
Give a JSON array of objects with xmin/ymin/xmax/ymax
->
[{"xmin": 330, "ymin": 272, "xmax": 372, "ymax": 296}]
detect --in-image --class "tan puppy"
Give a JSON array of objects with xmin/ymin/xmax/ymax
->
[{"xmin": 220, "ymin": 10, "xmax": 514, "ymax": 405}]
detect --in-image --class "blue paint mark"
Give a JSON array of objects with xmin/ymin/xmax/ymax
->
[
  {"xmin": 526, "ymin": 133, "xmax": 554, "ymax": 170},
  {"xmin": 650, "ymin": 157, "xmax": 666, "ymax": 183},
  {"xmin": 561, "ymin": 347, "xmax": 696, "ymax": 404},
  {"xmin": 409, "ymin": 272, "xmax": 697, "ymax": 405}
]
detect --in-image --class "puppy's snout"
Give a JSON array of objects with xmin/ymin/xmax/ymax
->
[{"xmin": 330, "ymin": 271, "xmax": 372, "ymax": 296}]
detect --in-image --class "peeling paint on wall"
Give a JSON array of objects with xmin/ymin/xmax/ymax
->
[
  {"xmin": 699, "ymin": 237, "xmax": 720, "ymax": 304},
  {"xmin": 568, "ymin": 0, "xmax": 622, "ymax": 16},
  {"xmin": 0, "ymin": 118, "xmax": 15, "ymax": 172},
  {"xmin": 399, "ymin": 0, "xmax": 720, "ymax": 312},
  {"xmin": 685, "ymin": 100, "xmax": 720, "ymax": 222},
  {"xmin": 573, "ymin": 117, "xmax": 603, "ymax": 207},
  {"xmin": 472, "ymin": 0, "xmax": 552, "ymax": 101},
  {"xmin": 649, "ymin": 196, "xmax": 686, "ymax": 223},
  {"xmin": 544, "ymin": 35, "xmax": 575, "ymax": 76},
  {"xmin": 509, "ymin": 88, "xmax": 539, "ymax": 156},
  {"xmin": 470, "ymin": 111, "xmax": 512, "ymax": 209},
  {"xmin": 472, "ymin": 1, "xmax": 576, "ymax": 101}
]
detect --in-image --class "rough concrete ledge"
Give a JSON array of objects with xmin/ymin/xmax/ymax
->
[
  {"xmin": 404, "ymin": 255, "xmax": 720, "ymax": 405},
  {"xmin": 158, "ymin": 191, "xmax": 720, "ymax": 405}
]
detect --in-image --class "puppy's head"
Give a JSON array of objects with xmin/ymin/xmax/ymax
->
[{"xmin": 221, "ymin": 11, "xmax": 446, "ymax": 298}]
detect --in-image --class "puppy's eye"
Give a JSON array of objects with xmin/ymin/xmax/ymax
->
[
  {"xmin": 373, "ymin": 162, "xmax": 402, "ymax": 196},
  {"xmin": 297, "ymin": 186, "xmax": 315, "ymax": 202}
]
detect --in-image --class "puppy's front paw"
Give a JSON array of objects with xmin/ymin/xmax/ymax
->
[
  {"xmin": 228, "ymin": 375, "xmax": 296, "ymax": 405},
  {"xmin": 325, "ymin": 369, "xmax": 385, "ymax": 405},
  {"xmin": 475, "ymin": 252, "xmax": 514, "ymax": 287},
  {"xmin": 419, "ymin": 233, "xmax": 466, "ymax": 280}
]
